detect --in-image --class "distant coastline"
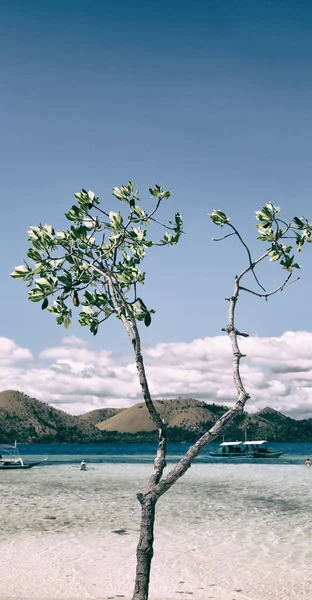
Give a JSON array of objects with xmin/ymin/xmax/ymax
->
[{"xmin": 1, "ymin": 389, "xmax": 312, "ymax": 444}]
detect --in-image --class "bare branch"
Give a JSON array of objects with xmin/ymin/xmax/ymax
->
[
  {"xmin": 154, "ymin": 267, "xmax": 251, "ymax": 499},
  {"xmin": 212, "ymin": 232, "xmax": 236, "ymax": 242},
  {"xmin": 239, "ymin": 273, "xmax": 299, "ymax": 299},
  {"xmin": 93, "ymin": 204, "xmax": 110, "ymax": 218},
  {"xmin": 149, "ymin": 216, "xmax": 183, "ymax": 232},
  {"xmin": 154, "ymin": 399, "xmax": 248, "ymax": 499},
  {"xmin": 227, "ymin": 223, "xmax": 267, "ymax": 292},
  {"xmin": 276, "ymin": 217, "xmax": 290, "ymax": 229},
  {"xmin": 222, "ymin": 328, "xmax": 249, "ymax": 338},
  {"xmin": 146, "ymin": 198, "xmax": 161, "ymax": 220},
  {"xmin": 105, "ymin": 270, "xmax": 167, "ymax": 489},
  {"xmin": 236, "ymin": 251, "xmax": 269, "ymax": 283},
  {"xmin": 129, "ymin": 315, "xmax": 167, "ymax": 489}
]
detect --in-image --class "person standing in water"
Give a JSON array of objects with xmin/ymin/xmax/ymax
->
[{"xmin": 304, "ymin": 458, "xmax": 311, "ymax": 468}]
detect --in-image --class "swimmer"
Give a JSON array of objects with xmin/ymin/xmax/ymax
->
[{"xmin": 305, "ymin": 458, "xmax": 311, "ymax": 468}]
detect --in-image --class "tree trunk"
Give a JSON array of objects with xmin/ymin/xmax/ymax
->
[{"xmin": 132, "ymin": 493, "xmax": 157, "ymax": 600}]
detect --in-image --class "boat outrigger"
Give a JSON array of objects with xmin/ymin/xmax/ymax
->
[
  {"xmin": 209, "ymin": 440, "xmax": 284, "ymax": 459},
  {"xmin": 0, "ymin": 442, "xmax": 47, "ymax": 469}
]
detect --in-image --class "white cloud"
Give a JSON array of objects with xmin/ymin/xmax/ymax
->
[
  {"xmin": 1, "ymin": 331, "xmax": 312, "ymax": 418},
  {"xmin": 61, "ymin": 335, "xmax": 89, "ymax": 347},
  {"xmin": 0, "ymin": 337, "xmax": 33, "ymax": 364},
  {"xmin": 39, "ymin": 345, "xmax": 113, "ymax": 366}
]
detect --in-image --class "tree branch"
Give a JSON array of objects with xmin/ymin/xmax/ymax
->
[
  {"xmin": 154, "ymin": 401, "xmax": 246, "ymax": 499},
  {"xmin": 236, "ymin": 252, "xmax": 269, "ymax": 283},
  {"xmin": 105, "ymin": 271, "xmax": 167, "ymax": 489},
  {"xmin": 130, "ymin": 316, "xmax": 167, "ymax": 489},
  {"xmin": 227, "ymin": 223, "xmax": 267, "ymax": 292},
  {"xmin": 212, "ymin": 232, "xmax": 236, "ymax": 242},
  {"xmin": 239, "ymin": 273, "xmax": 299, "ymax": 298},
  {"xmin": 154, "ymin": 267, "xmax": 250, "ymax": 499}
]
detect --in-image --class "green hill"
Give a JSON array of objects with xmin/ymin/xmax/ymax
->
[
  {"xmin": 79, "ymin": 407, "xmax": 124, "ymax": 427},
  {"xmin": 98, "ymin": 400, "xmax": 312, "ymax": 442},
  {"xmin": 0, "ymin": 390, "xmax": 104, "ymax": 443},
  {"xmin": 1, "ymin": 390, "xmax": 312, "ymax": 443}
]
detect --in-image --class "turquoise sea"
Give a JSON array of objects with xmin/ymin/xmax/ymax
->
[
  {"xmin": 15, "ymin": 440, "xmax": 312, "ymax": 465},
  {"xmin": 1, "ymin": 442, "xmax": 312, "ymax": 600}
]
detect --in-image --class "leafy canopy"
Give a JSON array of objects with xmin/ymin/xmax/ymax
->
[
  {"xmin": 210, "ymin": 203, "xmax": 312, "ymax": 273},
  {"xmin": 11, "ymin": 183, "xmax": 183, "ymax": 335}
]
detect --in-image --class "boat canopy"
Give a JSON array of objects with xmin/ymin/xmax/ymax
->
[
  {"xmin": 220, "ymin": 441, "xmax": 243, "ymax": 446},
  {"xmin": 243, "ymin": 440, "xmax": 267, "ymax": 445}
]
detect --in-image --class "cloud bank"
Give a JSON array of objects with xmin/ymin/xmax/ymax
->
[{"xmin": 0, "ymin": 332, "xmax": 312, "ymax": 418}]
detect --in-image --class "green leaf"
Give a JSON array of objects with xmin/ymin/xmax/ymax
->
[
  {"xmin": 58, "ymin": 275, "xmax": 72, "ymax": 285},
  {"xmin": 64, "ymin": 206, "xmax": 82, "ymax": 222},
  {"xmin": 82, "ymin": 305, "xmax": 93, "ymax": 315},
  {"xmin": 36, "ymin": 277, "xmax": 54, "ymax": 290},
  {"xmin": 28, "ymin": 289, "xmax": 45, "ymax": 302},
  {"xmin": 269, "ymin": 251, "xmax": 280, "ymax": 262},
  {"xmin": 64, "ymin": 316, "xmax": 71, "ymax": 328},
  {"xmin": 295, "ymin": 233, "xmax": 305, "ymax": 252},
  {"xmin": 84, "ymin": 291, "xmax": 94, "ymax": 304},
  {"xmin": 112, "ymin": 185, "xmax": 129, "ymax": 200},
  {"xmin": 41, "ymin": 298, "xmax": 49, "ymax": 310},
  {"xmin": 137, "ymin": 298, "xmax": 147, "ymax": 311},
  {"xmin": 209, "ymin": 210, "xmax": 230, "ymax": 227},
  {"xmin": 112, "ymin": 187, "xmax": 124, "ymax": 200},
  {"xmin": 133, "ymin": 205, "xmax": 145, "ymax": 218},
  {"xmin": 43, "ymin": 224, "xmax": 55, "ymax": 236},
  {"xmin": 73, "ymin": 291, "xmax": 80, "ymax": 307},
  {"xmin": 109, "ymin": 211, "xmax": 123, "ymax": 228},
  {"xmin": 11, "ymin": 265, "xmax": 29, "ymax": 275},
  {"xmin": 144, "ymin": 312, "xmax": 151, "ymax": 327},
  {"xmin": 255, "ymin": 204, "xmax": 279, "ymax": 223},
  {"xmin": 257, "ymin": 234, "xmax": 273, "ymax": 242},
  {"xmin": 27, "ymin": 248, "xmax": 42, "ymax": 261},
  {"xmin": 292, "ymin": 216, "xmax": 305, "ymax": 229},
  {"xmin": 65, "ymin": 254, "xmax": 75, "ymax": 265}
]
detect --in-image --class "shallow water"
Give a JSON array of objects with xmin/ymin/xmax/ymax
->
[
  {"xmin": 1, "ymin": 459, "xmax": 312, "ymax": 599},
  {"xmin": 15, "ymin": 440, "xmax": 312, "ymax": 465}
]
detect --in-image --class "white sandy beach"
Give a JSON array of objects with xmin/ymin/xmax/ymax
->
[{"xmin": 1, "ymin": 463, "xmax": 312, "ymax": 600}]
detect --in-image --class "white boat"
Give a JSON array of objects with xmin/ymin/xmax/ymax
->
[
  {"xmin": 209, "ymin": 439, "xmax": 284, "ymax": 459},
  {"xmin": 0, "ymin": 442, "xmax": 47, "ymax": 469}
]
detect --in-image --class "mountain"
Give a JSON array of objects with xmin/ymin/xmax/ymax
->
[
  {"xmin": 1, "ymin": 390, "xmax": 312, "ymax": 443},
  {"xmin": 79, "ymin": 407, "xmax": 124, "ymax": 426},
  {"xmin": 96, "ymin": 398, "xmax": 225, "ymax": 433},
  {"xmin": 98, "ymin": 400, "xmax": 312, "ymax": 442},
  {"xmin": 0, "ymin": 390, "xmax": 105, "ymax": 443}
]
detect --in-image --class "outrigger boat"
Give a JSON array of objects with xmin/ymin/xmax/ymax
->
[
  {"xmin": 0, "ymin": 442, "xmax": 47, "ymax": 469},
  {"xmin": 209, "ymin": 439, "xmax": 284, "ymax": 459}
]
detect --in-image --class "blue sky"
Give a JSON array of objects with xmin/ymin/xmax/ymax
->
[{"xmin": 1, "ymin": 1, "xmax": 312, "ymax": 414}]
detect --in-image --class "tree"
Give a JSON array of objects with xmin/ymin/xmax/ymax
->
[{"xmin": 12, "ymin": 191, "xmax": 312, "ymax": 600}]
